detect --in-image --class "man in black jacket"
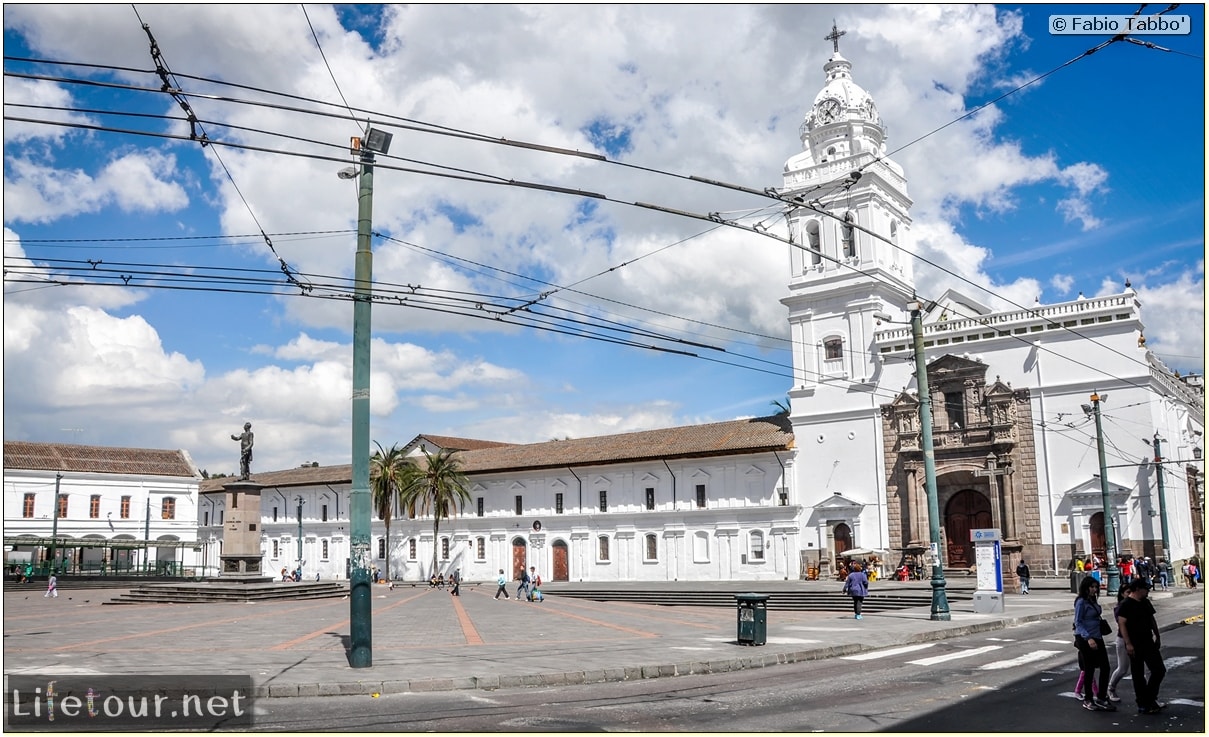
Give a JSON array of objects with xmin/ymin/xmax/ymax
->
[{"xmin": 1116, "ymin": 579, "xmax": 1166, "ymax": 714}]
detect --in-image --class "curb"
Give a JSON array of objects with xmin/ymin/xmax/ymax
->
[{"xmin": 254, "ymin": 607, "xmax": 1081, "ymax": 699}]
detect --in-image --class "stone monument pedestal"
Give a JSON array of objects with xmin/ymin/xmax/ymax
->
[{"xmin": 218, "ymin": 479, "xmax": 271, "ymax": 583}]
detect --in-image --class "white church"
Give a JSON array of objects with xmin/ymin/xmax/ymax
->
[{"xmin": 195, "ymin": 30, "xmax": 1204, "ymax": 585}]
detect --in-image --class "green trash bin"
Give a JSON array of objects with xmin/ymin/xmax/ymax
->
[{"xmin": 735, "ymin": 593, "xmax": 769, "ymax": 646}]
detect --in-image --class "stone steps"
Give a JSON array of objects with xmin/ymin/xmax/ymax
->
[{"xmin": 103, "ymin": 581, "xmax": 347, "ymax": 605}]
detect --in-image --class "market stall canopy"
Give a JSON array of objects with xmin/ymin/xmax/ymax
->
[{"xmin": 840, "ymin": 548, "xmax": 889, "ymax": 558}]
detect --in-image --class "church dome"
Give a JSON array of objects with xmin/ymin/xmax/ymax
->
[
  {"xmin": 810, "ymin": 53, "xmax": 881, "ymax": 127},
  {"xmin": 803, "ymin": 51, "xmax": 881, "ymax": 134}
]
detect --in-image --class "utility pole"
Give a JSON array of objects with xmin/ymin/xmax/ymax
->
[
  {"xmin": 48, "ymin": 472, "xmax": 62, "ymax": 574},
  {"xmin": 347, "ymin": 126, "xmax": 391, "ymax": 669},
  {"xmin": 910, "ymin": 300, "xmax": 950, "ymax": 621},
  {"xmin": 296, "ymin": 495, "xmax": 305, "ymax": 578},
  {"xmin": 1090, "ymin": 391, "xmax": 1121, "ymax": 595},
  {"xmin": 144, "ymin": 496, "xmax": 151, "ymax": 575},
  {"xmin": 1152, "ymin": 433, "xmax": 1172, "ymax": 566}
]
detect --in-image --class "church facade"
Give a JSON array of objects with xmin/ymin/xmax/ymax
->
[
  {"xmin": 193, "ymin": 30, "xmax": 1203, "ymax": 585},
  {"xmin": 780, "ymin": 32, "xmax": 1204, "ymax": 577}
]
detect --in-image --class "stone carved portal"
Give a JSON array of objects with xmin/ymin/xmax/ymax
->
[{"xmin": 883, "ymin": 355, "xmax": 1039, "ymax": 567}]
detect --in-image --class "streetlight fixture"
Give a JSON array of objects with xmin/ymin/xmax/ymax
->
[
  {"xmin": 347, "ymin": 124, "xmax": 391, "ymax": 669},
  {"xmin": 1087, "ymin": 391, "xmax": 1120, "ymax": 595}
]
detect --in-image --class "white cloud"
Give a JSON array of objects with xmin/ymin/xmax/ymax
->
[
  {"xmin": 4, "ymin": 152, "xmax": 189, "ymax": 224},
  {"xmin": 1050, "ymin": 274, "xmax": 1075, "ymax": 296},
  {"xmin": 2, "ymin": 4, "xmax": 1201, "ymax": 474}
]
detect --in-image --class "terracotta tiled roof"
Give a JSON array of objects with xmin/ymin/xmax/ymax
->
[
  {"xmin": 415, "ymin": 435, "xmax": 514, "ymax": 452},
  {"xmin": 198, "ymin": 415, "xmax": 793, "ymax": 491},
  {"xmin": 459, "ymin": 414, "xmax": 793, "ymax": 474},
  {"xmin": 199, "ymin": 464, "xmax": 353, "ymax": 494},
  {"xmin": 3, "ymin": 441, "xmax": 197, "ymax": 478}
]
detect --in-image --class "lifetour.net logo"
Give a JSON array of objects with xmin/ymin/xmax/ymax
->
[{"xmin": 4, "ymin": 675, "xmax": 254, "ymax": 732}]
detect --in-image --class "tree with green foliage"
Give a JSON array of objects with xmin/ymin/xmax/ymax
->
[
  {"xmin": 369, "ymin": 441, "xmax": 408, "ymax": 579},
  {"xmin": 398, "ymin": 447, "xmax": 472, "ymax": 577}
]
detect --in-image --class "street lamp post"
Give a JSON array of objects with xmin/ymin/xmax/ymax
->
[
  {"xmin": 1089, "ymin": 391, "xmax": 1120, "ymax": 595},
  {"xmin": 1152, "ymin": 433, "xmax": 1172, "ymax": 565},
  {"xmin": 909, "ymin": 300, "xmax": 950, "ymax": 621},
  {"xmin": 49, "ymin": 472, "xmax": 62, "ymax": 574},
  {"xmin": 295, "ymin": 495, "xmax": 305, "ymax": 579},
  {"xmin": 348, "ymin": 125, "xmax": 392, "ymax": 669}
]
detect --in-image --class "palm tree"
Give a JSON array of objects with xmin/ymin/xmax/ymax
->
[
  {"xmin": 369, "ymin": 441, "xmax": 407, "ymax": 580},
  {"xmin": 771, "ymin": 398, "xmax": 791, "ymax": 416},
  {"xmin": 398, "ymin": 448, "xmax": 472, "ymax": 577}
]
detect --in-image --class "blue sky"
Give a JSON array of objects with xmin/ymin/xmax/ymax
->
[{"xmin": 3, "ymin": 4, "xmax": 1204, "ymax": 476}]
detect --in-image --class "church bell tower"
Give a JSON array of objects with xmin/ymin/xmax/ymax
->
[{"xmin": 781, "ymin": 24, "xmax": 915, "ymax": 397}]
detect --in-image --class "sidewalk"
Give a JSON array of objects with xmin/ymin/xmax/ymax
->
[{"xmin": 2, "ymin": 581, "xmax": 1202, "ymax": 698}]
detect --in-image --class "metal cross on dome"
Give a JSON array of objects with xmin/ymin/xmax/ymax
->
[{"xmin": 825, "ymin": 21, "xmax": 846, "ymax": 53}]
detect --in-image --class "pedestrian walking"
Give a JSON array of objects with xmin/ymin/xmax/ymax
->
[
  {"xmin": 1016, "ymin": 559, "xmax": 1031, "ymax": 594},
  {"xmin": 531, "ymin": 565, "xmax": 546, "ymax": 599},
  {"xmin": 1117, "ymin": 578, "xmax": 1166, "ymax": 714},
  {"xmin": 1105, "ymin": 588, "xmax": 1129, "ymax": 703},
  {"xmin": 450, "ymin": 568, "xmax": 461, "ymax": 596},
  {"xmin": 842, "ymin": 561, "xmax": 870, "ymax": 620},
  {"xmin": 1073, "ymin": 576, "xmax": 1114, "ymax": 711},
  {"xmin": 515, "ymin": 568, "xmax": 531, "ymax": 600},
  {"xmin": 493, "ymin": 569, "xmax": 509, "ymax": 600},
  {"xmin": 1157, "ymin": 559, "xmax": 1170, "ymax": 590},
  {"xmin": 44, "ymin": 572, "xmax": 58, "ymax": 598}
]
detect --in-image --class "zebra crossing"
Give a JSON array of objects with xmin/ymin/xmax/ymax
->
[{"xmin": 841, "ymin": 637, "xmax": 1201, "ymax": 682}]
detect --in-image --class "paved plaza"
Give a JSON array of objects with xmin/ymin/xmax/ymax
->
[{"xmin": 2, "ymin": 580, "xmax": 1203, "ymax": 698}]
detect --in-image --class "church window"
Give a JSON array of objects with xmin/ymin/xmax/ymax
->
[
  {"xmin": 597, "ymin": 535, "xmax": 610, "ymax": 562},
  {"xmin": 377, "ymin": 537, "xmax": 386, "ymax": 559},
  {"xmin": 408, "ymin": 539, "xmax": 417, "ymax": 560},
  {"xmin": 272, "ymin": 540, "xmax": 279, "ymax": 558},
  {"xmin": 749, "ymin": 531, "xmax": 765, "ymax": 561},
  {"xmin": 645, "ymin": 488, "xmax": 655, "ymax": 510},
  {"xmin": 22, "ymin": 493, "xmax": 35, "ymax": 518},
  {"xmin": 693, "ymin": 531, "xmax": 711, "ymax": 563},
  {"xmin": 161, "ymin": 497, "xmax": 176, "ymax": 520},
  {"xmin": 824, "ymin": 338, "xmax": 843, "ymax": 361},
  {"xmin": 476, "ymin": 537, "xmax": 486, "ymax": 560},
  {"xmin": 695, "ymin": 484, "xmax": 707, "ymax": 508},
  {"xmin": 806, "ymin": 221, "xmax": 822, "ymax": 265},
  {"xmin": 321, "ymin": 539, "xmax": 329, "ymax": 560},
  {"xmin": 644, "ymin": 534, "xmax": 658, "ymax": 561},
  {"xmin": 441, "ymin": 537, "xmax": 450, "ymax": 560},
  {"xmin": 890, "ymin": 220, "xmax": 898, "ymax": 244},
  {"xmin": 842, "ymin": 212, "xmax": 856, "ymax": 258},
  {"xmin": 944, "ymin": 391, "xmax": 965, "ymax": 429}
]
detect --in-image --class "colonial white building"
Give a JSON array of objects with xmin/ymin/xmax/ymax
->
[
  {"xmin": 199, "ymin": 419, "xmax": 802, "ymax": 583},
  {"xmin": 3, "ymin": 442, "xmax": 202, "ymax": 575},
  {"xmin": 191, "ymin": 29, "xmax": 1204, "ymax": 585}
]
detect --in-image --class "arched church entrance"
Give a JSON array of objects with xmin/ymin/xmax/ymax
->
[
  {"xmin": 944, "ymin": 490, "xmax": 991, "ymax": 567},
  {"xmin": 552, "ymin": 540, "xmax": 569, "ymax": 581},
  {"xmin": 833, "ymin": 523, "xmax": 852, "ymax": 557},
  {"xmin": 1089, "ymin": 512, "xmax": 1106, "ymax": 560},
  {"xmin": 511, "ymin": 537, "xmax": 527, "ymax": 581}
]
